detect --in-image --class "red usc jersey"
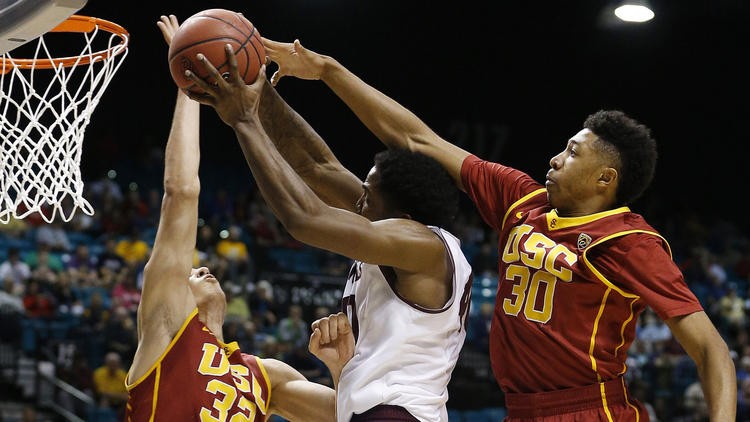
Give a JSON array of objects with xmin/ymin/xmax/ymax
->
[
  {"xmin": 461, "ymin": 155, "xmax": 702, "ymax": 393},
  {"xmin": 126, "ymin": 309, "xmax": 271, "ymax": 421}
]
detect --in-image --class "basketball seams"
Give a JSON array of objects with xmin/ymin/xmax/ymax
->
[
  {"xmin": 168, "ymin": 36, "xmax": 247, "ymax": 61},
  {"xmin": 168, "ymin": 9, "xmax": 265, "ymax": 92}
]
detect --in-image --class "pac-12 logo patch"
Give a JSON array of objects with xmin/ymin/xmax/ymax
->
[{"xmin": 577, "ymin": 233, "xmax": 592, "ymax": 250}]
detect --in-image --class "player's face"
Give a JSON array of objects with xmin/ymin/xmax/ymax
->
[
  {"xmin": 546, "ymin": 129, "xmax": 612, "ymax": 215},
  {"xmin": 188, "ymin": 267, "xmax": 226, "ymax": 309},
  {"xmin": 355, "ymin": 166, "xmax": 390, "ymax": 221}
]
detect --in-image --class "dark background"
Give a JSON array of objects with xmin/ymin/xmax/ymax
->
[{"xmin": 68, "ymin": 0, "xmax": 749, "ymax": 230}]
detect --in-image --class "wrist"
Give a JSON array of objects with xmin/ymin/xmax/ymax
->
[{"xmin": 318, "ymin": 55, "xmax": 337, "ymax": 82}]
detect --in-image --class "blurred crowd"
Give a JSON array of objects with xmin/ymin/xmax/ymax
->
[{"xmin": 0, "ymin": 172, "xmax": 748, "ymax": 421}]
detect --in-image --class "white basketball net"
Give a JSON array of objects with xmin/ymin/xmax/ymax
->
[{"xmin": 0, "ymin": 20, "xmax": 128, "ymax": 223}]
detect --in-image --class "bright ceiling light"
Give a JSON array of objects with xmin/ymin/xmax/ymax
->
[{"xmin": 614, "ymin": 2, "xmax": 655, "ymax": 23}]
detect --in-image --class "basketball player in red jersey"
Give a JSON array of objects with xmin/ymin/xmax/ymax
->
[
  {"xmin": 124, "ymin": 16, "xmax": 337, "ymax": 421},
  {"xmin": 259, "ymin": 39, "xmax": 737, "ymax": 421}
]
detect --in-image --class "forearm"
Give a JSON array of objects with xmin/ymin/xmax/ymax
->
[
  {"xmin": 318, "ymin": 56, "xmax": 470, "ymax": 185},
  {"xmin": 232, "ymin": 119, "xmax": 325, "ymax": 231},
  {"xmin": 698, "ymin": 344, "xmax": 737, "ymax": 421},
  {"xmin": 259, "ymin": 81, "xmax": 335, "ymax": 174},
  {"xmin": 259, "ymin": 82, "xmax": 361, "ymax": 210},
  {"xmin": 318, "ymin": 56, "xmax": 426, "ymax": 151},
  {"xmin": 164, "ymin": 90, "xmax": 200, "ymax": 193}
]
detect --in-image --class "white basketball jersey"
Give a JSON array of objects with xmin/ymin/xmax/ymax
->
[{"xmin": 337, "ymin": 226, "xmax": 473, "ymax": 422}]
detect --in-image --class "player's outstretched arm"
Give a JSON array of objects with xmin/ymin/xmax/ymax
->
[
  {"xmin": 262, "ymin": 358, "xmax": 336, "ymax": 422},
  {"xmin": 258, "ymin": 79, "xmax": 362, "ymax": 212},
  {"xmin": 666, "ymin": 311, "xmax": 737, "ymax": 421},
  {"xmin": 130, "ymin": 15, "xmax": 200, "ymax": 383},
  {"xmin": 263, "ymin": 38, "xmax": 471, "ymax": 189}
]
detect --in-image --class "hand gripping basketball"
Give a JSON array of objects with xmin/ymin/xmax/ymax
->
[{"xmin": 184, "ymin": 44, "xmax": 266, "ymax": 127}]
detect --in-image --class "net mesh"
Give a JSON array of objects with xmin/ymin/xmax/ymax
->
[{"xmin": 0, "ymin": 18, "xmax": 128, "ymax": 223}]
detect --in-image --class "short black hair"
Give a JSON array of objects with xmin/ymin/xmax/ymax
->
[
  {"xmin": 584, "ymin": 110, "xmax": 657, "ymax": 206},
  {"xmin": 373, "ymin": 149, "xmax": 459, "ymax": 228}
]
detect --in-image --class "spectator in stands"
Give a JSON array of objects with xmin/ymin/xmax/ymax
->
[
  {"xmin": 22, "ymin": 279, "xmax": 56, "ymax": 319},
  {"xmin": 50, "ymin": 271, "xmax": 84, "ymax": 318},
  {"xmin": 92, "ymin": 351, "xmax": 128, "ymax": 418},
  {"xmin": 0, "ymin": 214, "xmax": 29, "ymax": 238},
  {"xmin": 97, "ymin": 236, "xmax": 125, "ymax": 274},
  {"xmin": 682, "ymin": 379, "xmax": 709, "ymax": 421},
  {"xmin": 78, "ymin": 291, "xmax": 111, "ymax": 347},
  {"xmin": 122, "ymin": 188, "xmax": 150, "ymax": 230},
  {"xmin": 110, "ymin": 267, "xmax": 141, "ymax": 315},
  {"xmin": 57, "ymin": 351, "xmax": 95, "ymax": 417},
  {"xmin": 0, "ymin": 278, "xmax": 24, "ymax": 343},
  {"xmin": 35, "ymin": 219, "xmax": 72, "ymax": 252},
  {"xmin": 196, "ymin": 223, "xmax": 217, "ymax": 258},
  {"xmin": 248, "ymin": 279, "xmax": 279, "ymax": 334},
  {"xmin": 65, "ymin": 244, "xmax": 98, "ymax": 271},
  {"xmin": 637, "ymin": 307, "xmax": 673, "ymax": 354},
  {"xmin": 114, "ymin": 227, "xmax": 150, "ymax": 265},
  {"xmin": 718, "ymin": 283, "xmax": 746, "ymax": 331},
  {"xmin": 249, "ymin": 199, "xmax": 284, "ymax": 247},
  {"xmin": 216, "ymin": 224, "xmax": 252, "ymax": 284},
  {"xmin": 0, "ymin": 247, "xmax": 31, "ymax": 294},
  {"xmin": 224, "ymin": 282, "xmax": 251, "ymax": 323},
  {"xmin": 0, "ymin": 277, "xmax": 24, "ymax": 314},
  {"xmin": 277, "ymin": 304, "xmax": 309, "ymax": 354},
  {"xmin": 25, "ymin": 244, "xmax": 63, "ymax": 285},
  {"xmin": 104, "ymin": 306, "xmax": 137, "ymax": 365}
]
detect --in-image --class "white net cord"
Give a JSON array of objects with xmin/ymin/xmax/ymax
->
[{"xmin": 0, "ymin": 22, "xmax": 128, "ymax": 223}]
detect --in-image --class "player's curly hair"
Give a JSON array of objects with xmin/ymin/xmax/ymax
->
[
  {"xmin": 584, "ymin": 110, "xmax": 657, "ymax": 206},
  {"xmin": 373, "ymin": 149, "xmax": 459, "ymax": 228}
]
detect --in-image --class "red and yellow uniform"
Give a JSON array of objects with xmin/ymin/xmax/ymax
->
[
  {"xmin": 461, "ymin": 155, "xmax": 702, "ymax": 420},
  {"xmin": 126, "ymin": 309, "xmax": 271, "ymax": 421}
]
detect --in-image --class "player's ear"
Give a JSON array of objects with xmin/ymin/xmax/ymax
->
[{"xmin": 598, "ymin": 167, "xmax": 617, "ymax": 186}]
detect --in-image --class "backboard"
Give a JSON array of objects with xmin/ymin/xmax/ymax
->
[{"xmin": 0, "ymin": 0, "xmax": 87, "ymax": 54}]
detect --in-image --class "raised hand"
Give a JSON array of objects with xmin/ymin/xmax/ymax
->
[
  {"xmin": 184, "ymin": 44, "xmax": 267, "ymax": 127},
  {"xmin": 157, "ymin": 14, "xmax": 180, "ymax": 46},
  {"xmin": 262, "ymin": 38, "xmax": 327, "ymax": 86},
  {"xmin": 309, "ymin": 312, "xmax": 355, "ymax": 378}
]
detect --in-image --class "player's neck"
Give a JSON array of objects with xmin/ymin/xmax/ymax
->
[{"xmin": 198, "ymin": 308, "xmax": 225, "ymax": 342}]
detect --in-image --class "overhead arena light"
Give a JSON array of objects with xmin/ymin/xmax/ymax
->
[{"xmin": 614, "ymin": 0, "xmax": 655, "ymax": 23}]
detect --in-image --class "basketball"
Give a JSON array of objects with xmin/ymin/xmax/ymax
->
[{"xmin": 168, "ymin": 9, "xmax": 265, "ymax": 93}]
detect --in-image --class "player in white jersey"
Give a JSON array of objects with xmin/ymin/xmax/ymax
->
[
  {"xmin": 337, "ymin": 227, "xmax": 472, "ymax": 422},
  {"xmin": 185, "ymin": 48, "xmax": 473, "ymax": 421}
]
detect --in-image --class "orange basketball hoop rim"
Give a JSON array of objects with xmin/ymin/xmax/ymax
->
[{"xmin": 0, "ymin": 14, "xmax": 129, "ymax": 74}]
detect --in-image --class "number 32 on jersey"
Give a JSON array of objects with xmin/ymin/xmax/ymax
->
[{"xmin": 198, "ymin": 343, "xmax": 268, "ymax": 422}]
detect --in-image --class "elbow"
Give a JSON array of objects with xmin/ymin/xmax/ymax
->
[
  {"xmin": 163, "ymin": 177, "xmax": 200, "ymax": 199},
  {"xmin": 279, "ymin": 210, "xmax": 318, "ymax": 244}
]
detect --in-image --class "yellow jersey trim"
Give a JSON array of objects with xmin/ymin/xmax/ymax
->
[
  {"xmin": 149, "ymin": 365, "xmax": 161, "ymax": 422},
  {"xmin": 545, "ymin": 207, "xmax": 631, "ymax": 231},
  {"xmin": 255, "ymin": 356, "xmax": 272, "ymax": 415},
  {"xmin": 622, "ymin": 377, "xmax": 641, "ymax": 421},
  {"xmin": 501, "ymin": 188, "xmax": 547, "ymax": 230},
  {"xmin": 582, "ymin": 228, "xmax": 669, "ymax": 421}
]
